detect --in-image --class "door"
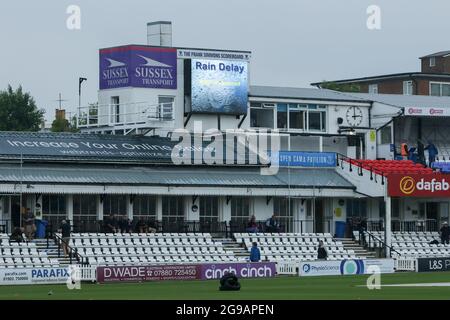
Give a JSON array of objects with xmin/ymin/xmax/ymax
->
[
  {"xmin": 111, "ymin": 96, "xmax": 120, "ymax": 123},
  {"xmin": 314, "ymin": 199, "xmax": 324, "ymax": 233},
  {"xmin": 11, "ymin": 196, "xmax": 21, "ymax": 229}
]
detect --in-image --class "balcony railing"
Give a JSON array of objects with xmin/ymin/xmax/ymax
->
[{"xmin": 76, "ymin": 101, "xmax": 174, "ymax": 129}]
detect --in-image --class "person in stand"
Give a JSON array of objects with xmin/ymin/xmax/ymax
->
[
  {"xmin": 440, "ymin": 222, "xmax": 450, "ymax": 245},
  {"xmin": 317, "ymin": 240, "xmax": 328, "ymax": 260},
  {"xmin": 359, "ymin": 218, "xmax": 367, "ymax": 246},
  {"xmin": 23, "ymin": 208, "xmax": 35, "ymax": 241},
  {"xmin": 265, "ymin": 214, "xmax": 280, "ymax": 233},
  {"xmin": 249, "ymin": 242, "xmax": 261, "ymax": 262},
  {"xmin": 9, "ymin": 227, "xmax": 24, "ymax": 243},
  {"xmin": 59, "ymin": 220, "xmax": 71, "ymax": 257},
  {"xmin": 147, "ymin": 220, "xmax": 157, "ymax": 233},
  {"xmin": 246, "ymin": 215, "xmax": 259, "ymax": 233},
  {"xmin": 425, "ymin": 141, "xmax": 438, "ymax": 168},
  {"xmin": 104, "ymin": 213, "xmax": 117, "ymax": 233},
  {"xmin": 400, "ymin": 142, "xmax": 409, "ymax": 160},
  {"xmin": 417, "ymin": 140, "xmax": 426, "ymax": 166},
  {"xmin": 136, "ymin": 218, "xmax": 148, "ymax": 233}
]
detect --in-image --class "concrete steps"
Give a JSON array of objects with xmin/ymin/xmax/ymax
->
[
  {"xmin": 215, "ymin": 237, "xmax": 249, "ymax": 258},
  {"xmin": 33, "ymin": 238, "xmax": 75, "ymax": 266},
  {"xmin": 336, "ymin": 238, "xmax": 377, "ymax": 259}
]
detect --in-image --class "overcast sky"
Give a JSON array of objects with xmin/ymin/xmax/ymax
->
[{"xmin": 1, "ymin": 0, "xmax": 449, "ymax": 121}]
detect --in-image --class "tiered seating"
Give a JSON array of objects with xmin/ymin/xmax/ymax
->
[
  {"xmin": 62, "ymin": 233, "xmax": 242, "ymax": 266},
  {"xmin": 0, "ymin": 234, "xmax": 59, "ymax": 268},
  {"xmin": 234, "ymin": 233, "xmax": 360, "ymax": 262},
  {"xmin": 356, "ymin": 231, "xmax": 450, "ymax": 258},
  {"xmin": 351, "ymin": 159, "xmax": 433, "ymax": 176}
]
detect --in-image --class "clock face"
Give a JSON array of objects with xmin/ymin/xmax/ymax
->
[{"xmin": 346, "ymin": 106, "xmax": 363, "ymax": 127}]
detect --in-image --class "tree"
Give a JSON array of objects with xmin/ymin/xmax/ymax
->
[
  {"xmin": 320, "ymin": 81, "xmax": 361, "ymax": 93},
  {"xmin": 0, "ymin": 85, "xmax": 45, "ymax": 131}
]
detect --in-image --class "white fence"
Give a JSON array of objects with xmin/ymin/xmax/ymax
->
[
  {"xmin": 276, "ymin": 262, "xmax": 297, "ymax": 275},
  {"xmin": 76, "ymin": 265, "xmax": 97, "ymax": 282},
  {"xmin": 394, "ymin": 257, "xmax": 417, "ymax": 271}
]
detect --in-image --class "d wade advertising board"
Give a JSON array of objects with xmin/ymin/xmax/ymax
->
[
  {"xmin": 99, "ymin": 45, "xmax": 177, "ymax": 90},
  {"xmin": 388, "ymin": 174, "xmax": 450, "ymax": 197}
]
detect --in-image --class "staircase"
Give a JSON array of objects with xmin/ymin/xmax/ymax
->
[
  {"xmin": 214, "ymin": 237, "xmax": 249, "ymax": 260},
  {"xmin": 336, "ymin": 238, "xmax": 377, "ymax": 259},
  {"xmin": 33, "ymin": 238, "xmax": 74, "ymax": 266}
]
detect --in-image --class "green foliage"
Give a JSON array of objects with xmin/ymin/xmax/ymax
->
[
  {"xmin": 51, "ymin": 117, "xmax": 79, "ymax": 133},
  {"xmin": 320, "ymin": 81, "xmax": 361, "ymax": 93},
  {"xmin": 0, "ymin": 85, "xmax": 45, "ymax": 131}
]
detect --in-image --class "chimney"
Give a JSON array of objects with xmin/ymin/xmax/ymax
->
[{"xmin": 147, "ymin": 21, "xmax": 172, "ymax": 47}]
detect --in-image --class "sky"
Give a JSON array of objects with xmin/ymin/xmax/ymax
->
[{"xmin": 1, "ymin": 0, "xmax": 449, "ymax": 121}]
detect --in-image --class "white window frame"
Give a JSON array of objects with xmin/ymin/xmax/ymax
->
[
  {"xmin": 285, "ymin": 104, "xmax": 327, "ymax": 133},
  {"xmin": 403, "ymin": 81, "xmax": 413, "ymax": 95},
  {"xmin": 429, "ymin": 81, "xmax": 450, "ymax": 96},
  {"xmin": 368, "ymin": 84, "xmax": 378, "ymax": 94},
  {"xmin": 430, "ymin": 56, "xmax": 436, "ymax": 67},
  {"xmin": 249, "ymin": 102, "xmax": 276, "ymax": 129}
]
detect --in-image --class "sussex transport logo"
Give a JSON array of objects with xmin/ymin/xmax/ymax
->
[{"xmin": 399, "ymin": 176, "xmax": 415, "ymax": 195}]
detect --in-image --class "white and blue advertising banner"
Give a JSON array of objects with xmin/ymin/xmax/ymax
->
[
  {"xmin": 299, "ymin": 259, "xmax": 394, "ymax": 277},
  {"xmin": 190, "ymin": 59, "xmax": 248, "ymax": 115},
  {"xmin": 272, "ymin": 151, "xmax": 336, "ymax": 168},
  {"xmin": 0, "ymin": 267, "xmax": 70, "ymax": 285}
]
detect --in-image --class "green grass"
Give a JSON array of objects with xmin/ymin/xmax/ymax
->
[{"xmin": 1, "ymin": 272, "xmax": 450, "ymax": 300}]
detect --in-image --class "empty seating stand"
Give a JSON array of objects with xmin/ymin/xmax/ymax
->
[
  {"xmin": 0, "ymin": 234, "xmax": 59, "ymax": 268},
  {"xmin": 350, "ymin": 159, "xmax": 433, "ymax": 176},
  {"xmin": 356, "ymin": 231, "xmax": 450, "ymax": 258},
  {"xmin": 59, "ymin": 233, "xmax": 241, "ymax": 266},
  {"xmin": 234, "ymin": 233, "xmax": 360, "ymax": 262}
]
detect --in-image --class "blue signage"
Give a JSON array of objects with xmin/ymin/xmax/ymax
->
[{"xmin": 272, "ymin": 151, "xmax": 336, "ymax": 167}]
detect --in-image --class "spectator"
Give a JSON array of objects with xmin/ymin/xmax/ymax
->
[
  {"xmin": 147, "ymin": 220, "xmax": 157, "ymax": 233},
  {"xmin": 417, "ymin": 140, "xmax": 426, "ymax": 166},
  {"xmin": 346, "ymin": 218, "xmax": 354, "ymax": 239},
  {"xmin": 9, "ymin": 227, "xmax": 24, "ymax": 243},
  {"xmin": 440, "ymin": 222, "xmax": 450, "ymax": 245},
  {"xmin": 246, "ymin": 215, "xmax": 259, "ymax": 233},
  {"xmin": 317, "ymin": 240, "xmax": 328, "ymax": 260},
  {"xmin": 249, "ymin": 242, "xmax": 261, "ymax": 262},
  {"xmin": 104, "ymin": 213, "xmax": 117, "ymax": 233},
  {"xmin": 59, "ymin": 220, "xmax": 71, "ymax": 257},
  {"xmin": 359, "ymin": 218, "xmax": 367, "ymax": 246},
  {"xmin": 137, "ymin": 219, "xmax": 148, "ymax": 233},
  {"xmin": 400, "ymin": 142, "xmax": 409, "ymax": 160},
  {"xmin": 265, "ymin": 214, "xmax": 280, "ymax": 233},
  {"xmin": 23, "ymin": 208, "xmax": 35, "ymax": 241},
  {"xmin": 425, "ymin": 141, "xmax": 438, "ymax": 168}
]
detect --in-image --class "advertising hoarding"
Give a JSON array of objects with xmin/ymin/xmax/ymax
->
[
  {"xmin": 299, "ymin": 259, "xmax": 394, "ymax": 277},
  {"xmin": 388, "ymin": 174, "xmax": 450, "ymax": 197},
  {"xmin": 404, "ymin": 107, "xmax": 450, "ymax": 117},
  {"xmin": 97, "ymin": 262, "xmax": 276, "ymax": 283},
  {"xmin": 417, "ymin": 257, "xmax": 450, "ymax": 272},
  {"xmin": 272, "ymin": 151, "xmax": 336, "ymax": 167},
  {"xmin": 0, "ymin": 267, "xmax": 71, "ymax": 285},
  {"xmin": 99, "ymin": 45, "xmax": 177, "ymax": 90},
  {"xmin": 189, "ymin": 59, "xmax": 248, "ymax": 115}
]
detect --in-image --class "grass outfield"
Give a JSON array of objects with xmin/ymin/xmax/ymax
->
[{"xmin": 1, "ymin": 272, "xmax": 450, "ymax": 300}]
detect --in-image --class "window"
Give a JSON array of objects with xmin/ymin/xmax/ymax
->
[
  {"xmin": 284, "ymin": 104, "xmax": 327, "ymax": 132},
  {"xmin": 231, "ymin": 197, "xmax": 250, "ymax": 224},
  {"xmin": 289, "ymin": 104, "xmax": 305, "ymax": 129},
  {"xmin": 346, "ymin": 199, "xmax": 367, "ymax": 218},
  {"xmin": 158, "ymin": 96, "xmax": 175, "ymax": 119},
  {"xmin": 277, "ymin": 104, "xmax": 288, "ymax": 129},
  {"xmin": 73, "ymin": 195, "xmax": 97, "ymax": 231},
  {"xmin": 42, "ymin": 195, "xmax": 67, "ymax": 226},
  {"xmin": 103, "ymin": 195, "xmax": 126, "ymax": 219},
  {"xmin": 250, "ymin": 103, "xmax": 274, "ymax": 128},
  {"xmin": 199, "ymin": 197, "xmax": 219, "ymax": 224},
  {"xmin": 430, "ymin": 56, "xmax": 436, "ymax": 67},
  {"xmin": 369, "ymin": 84, "xmax": 378, "ymax": 94},
  {"xmin": 133, "ymin": 196, "xmax": 157, "ymax": 219},
  {"xmin": 162, "ymin": 196, "xmax": 184, "ymax": 221},
  {"xmin": 380, "ymin": 126, "xmax": 391, "ymax": 144},
  {"xmin": 111, "ymin": 96, "xmax": 120, "ymax": 123},
  {"xmin": 430, "ymin": 82, "xmax": 450, "ymax": 96},
  {"xmin": 403, "ymin": 81, "xmax": 413, "ymax": 95},
  {"xmin": 273, "ymin": 197, "xmax": 294, "ymax": 232}
]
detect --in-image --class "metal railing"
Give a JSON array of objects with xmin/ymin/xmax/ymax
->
[
  {"xmin": 53, "ymin": 232, "xmax": 88, "ymax": 265},
  {"xmin": 357, "ymin": 229, "xmax": 401, "ymax": 258},
  {"xmin": 0, "ymin": 219, "xmax": 10, "ymax": 233},
  {"xmin": 76, "ymin": 101, "xmax": 174, "ymax": 128},
  {"xmin": 336, "ymin": 153, "xmax": 386, "ymax": 185},
  {"xmin": 365, "ymin": 219, "xmax": 439, "ymax": 232}
]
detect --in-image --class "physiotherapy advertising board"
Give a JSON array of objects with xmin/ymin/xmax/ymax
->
[
  {"xmin": 99, "ymin": 45, "xmax": 177, "ymax": 90},
  {"xmin": 188, "ymin": 59, "xmax": 248, "ymax": 115},
  {"xmin": 272, "ymin": 151, "xmax": 336, "ymax": 168},
  {"xmin": 388, "ymin": 173, "xmax": 450, "ymax": 197},
  {"xmin": 299, "ymin": 259, "xmax": 394, "ymax": 277}
]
